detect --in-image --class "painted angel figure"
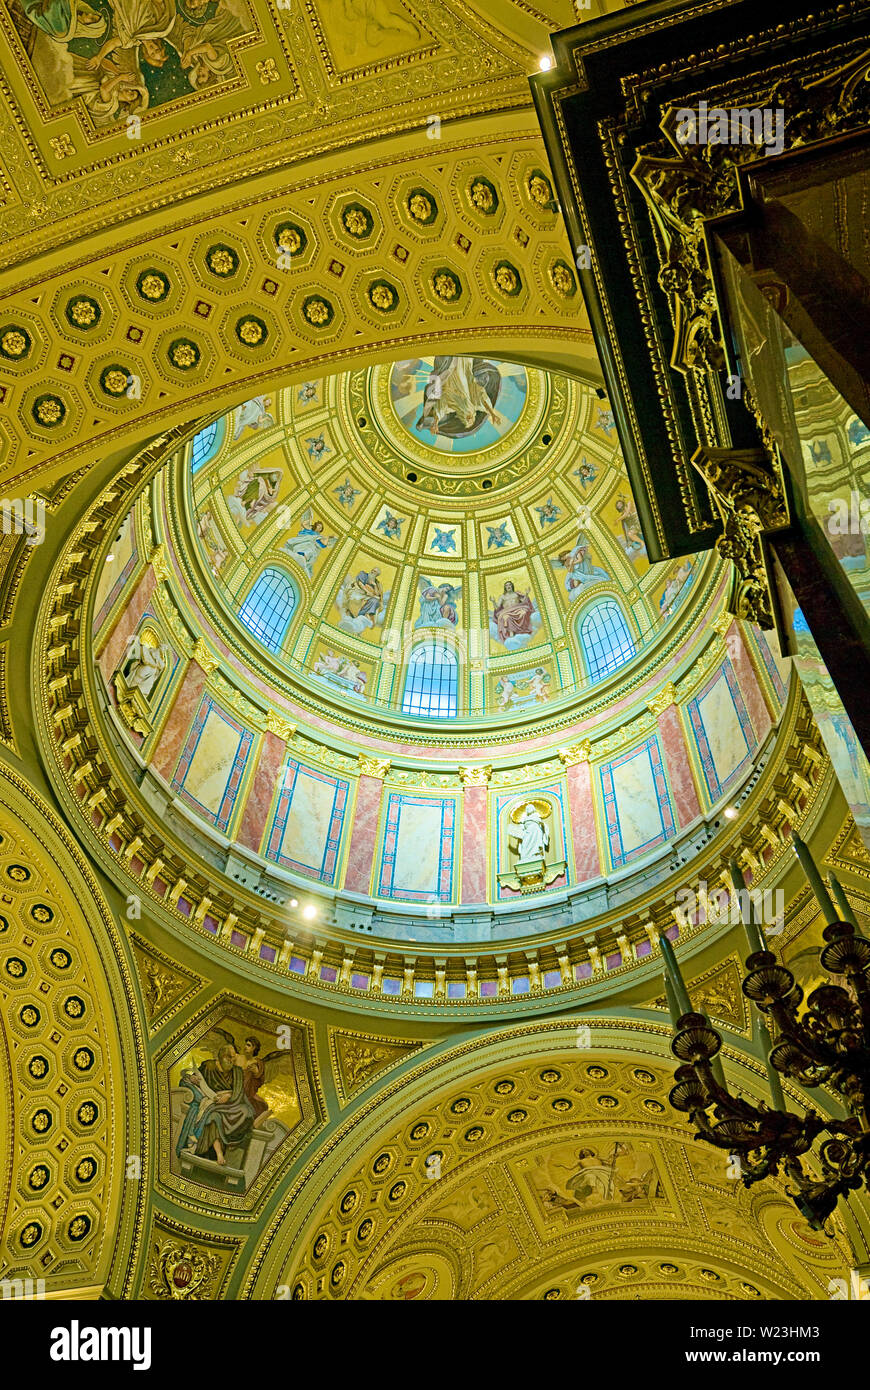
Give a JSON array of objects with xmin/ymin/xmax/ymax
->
[
  {"xmin": 614, "ymin": 493, "xmax": 647, "ymax": 561},
  {"xmin": 283, "ymin": 509, "xmax": 337, "ymax": 578},
  {"xmin": 416, "ymin": 576, "xmax": 461, "ymax": 628},
  {"xmin": 496, "ymin": 675, "xmax": 515, "ymax": 709},
  {"xmin": 175, "ymin": 1025, "xmax": 291, "ymax": 1164},
  {"xmin": 555, "ymin": 531, "xmax": 610, "ymax": 594},
  {"xmin": 337, "ymin": 567, "xmax": 386, "ymax": 631},
  {"xmin": 233, "ymin": 396, "xmax": 274, "ymax": 439},
  {"xmin": 71, "ymin": 48, "xmax": 149, "ymax": 123},
  {"xmin": 170, "ymin": 0, "xmax": 244, "ymax": 87},
  {"xmin": 528, "ymin": 667, "xmax": 550, "ymax": 702},
  {"xmin": 227, "ymin": 462, "xmax": 283, "ymax": 527},
  {"xmin": 204, "ymin": 1026, "xmax": 287, "ymax": 1130},
  {"xmin": 414, "ymin": 357, "xmax": 503, "ymax": 438}
]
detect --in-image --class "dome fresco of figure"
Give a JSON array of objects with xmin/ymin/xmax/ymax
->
[{"xmin": 185, "ymin": 357, "xmax": 700, "ymax": 723}]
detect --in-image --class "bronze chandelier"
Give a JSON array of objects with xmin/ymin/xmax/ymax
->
[{"xmin": 663, "ymin": 834, "xmax": 870, "ymax": 1230}]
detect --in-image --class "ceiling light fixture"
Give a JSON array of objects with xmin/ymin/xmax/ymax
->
[
  {"xmin": 538, "ymin": 54, "xmax": 552, "ymax": 71},
  {"xmin": 303, "ymin": 904, "xmax": 316, "ymax": 920},
  {"xmin": 724, "ymin": 806, "xmax": 739, "ymax": 820}
]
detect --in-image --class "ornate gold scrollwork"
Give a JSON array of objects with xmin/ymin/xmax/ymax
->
[
  {"xmin": 631, "ymin": 50, "xmax": 870, "ymax": 379},
  {"xmin": 358, "ymin": 755, "xmax": 390, "ymax": 779},
  {"xmin": 647, "ymin": 681, "xmax": 677, "ymax": 716},
  {"xmin": 265, "ymin": 710, "xmax": 296, "ymax": 741},
  {"xmin": 458, "ymin": 764, "xmax": 492, "ymax": 786},
  {"xmin": 690, "ymin": 446, "xmax": 789, "ymax": 629},
  {"xmin": 557, "ymin": 741, "xmax": 591, "ymax": 767},
  {"xmin": 191, "ymin": 637, "xmax": 219, "ymax": 674}
]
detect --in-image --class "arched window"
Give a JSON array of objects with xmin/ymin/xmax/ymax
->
[
  {"xmin": 579, "ymin": 599, "xmax": 635, "ymax": 681},
  {"xmin": 190, "ymin": 419, "xmax": 222, "ymax": 473},
  {"xmin": 238, "ymin": 568, "xmax": 297, "ymax": 653},
  {"xmin": 401, "ymin": 641, "xmax": 458, "ymax": 719}
]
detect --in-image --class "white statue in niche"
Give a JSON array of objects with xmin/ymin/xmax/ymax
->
[
  {"xmin": 119, "ymin": 627, "xmax": 169, "ymax": 699},
  {"xmin": 512, "ymin": 801, "xmax": 550, "ymax": 862},
  {"xmin": 501, "ymin": 799, "xmax": 564, "ymax": 895}
]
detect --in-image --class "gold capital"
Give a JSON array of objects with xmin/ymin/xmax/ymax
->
[
  {"xmin": 358, "ymin": 755, "xmax": 390, "ymax": 779},
  {"xmin": 647, "ymin": 681, "xmax": 677, "ymax": 716},
  {"xmin": 557, "ymin": 740, "xmax": 591, "ymax": 766},
  {"xmin": 459, "ymin": 764, "xmax": 491, "ymax": 786},
  {"xmin": 266, "ymin": 710, "xmax": 296, "ymax": 740}
]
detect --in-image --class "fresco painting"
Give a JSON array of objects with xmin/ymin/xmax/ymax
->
[
  {"xmin": 10, "ymin": 0, "xmax": 256, "ymax": 129},
  {"xmin": 167, "ymin": 1010, "xmax": 306, "ymax": 1194},
  {"xmin": 389, "ymin": 356, "xmax": 527, "ymax": 454}
]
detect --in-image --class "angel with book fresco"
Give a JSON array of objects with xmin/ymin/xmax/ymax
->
[{"xmin": 175, "ymin": 1026, "xmax": 286, "ymax": 1165}]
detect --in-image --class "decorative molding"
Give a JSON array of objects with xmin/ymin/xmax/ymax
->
[
  {"xmin": 266, "ymin": 710, "xmax": 297, "ymax": 741},
  {"xmin": 329, "ymin": 1026, "xmax": 425, "ymax": 1108},
  {"xmin": 358, "ymin": 755, "xmax": 391, "ymax": 779},
  {"xmin": 647, "ymin": 682, "xmax": 677, "ymax": 716},
  {"xmin": 149, "ymin": 545, "xmax": 172, "ymax": 584},
  {"xmin": 557, "ymin": 740, "xmax": 591, "ymax": 766},
  {"xmin": 690, "ymin": 447, "xmax": 789, "ymax": 630},
  {"xmin": 192, "ymin": 637, "xmax": 219, "ymax": 674},
  {"xmin": 459, "ymin": 764, "xmax": 492, "ymax": 786}
]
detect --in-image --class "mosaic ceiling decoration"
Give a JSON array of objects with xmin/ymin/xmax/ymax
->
[{"xmin": 187, "ymin": 359, "xmax": 699, "ymax": 721}]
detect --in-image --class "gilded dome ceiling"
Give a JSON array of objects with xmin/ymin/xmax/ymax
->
[
  {"xmin": 73, "ymin": 354, "xmax": 799, "ymax": 966},
  {"xmin": 185, "ymin": 357, "xmax": 701, "ymax": 725}
]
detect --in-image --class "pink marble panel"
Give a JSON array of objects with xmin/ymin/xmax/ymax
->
[
  {"xmin": 343, "ymin": 774, "xmax": 383, "ymax": 894},
  {"xmin": 566, "ymin": 760, "xmax": 599, "ymax": 881},
  {"xmin": 237, "ymin": 730, "xmax": 285, "ymax": 853},
  {"xmin": 152, "ymin": 662, "xmax": 207, "ymax": 783},
  {"xmin": 97, "ymin": 566, "xmax": 156, "ymax": 686},
  {"xmin": 461, "ymin": 784, "xmax": 488, "ymax": 903},
  {"xmin": 658, "ymin": 704, "xmax": 701, "ymax": 828},
  {"xmin": 726, "ymin": 621, "xmax": 773, "ymax": 741}
]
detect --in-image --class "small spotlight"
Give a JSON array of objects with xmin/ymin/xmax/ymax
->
[
  {"xmin": 302, "ymin": 904, "xmax": 316, "ymax": 920},
  {"xmin": 724, "ymin": 806, "xmax": 739, "ymax": 820},
  {"xmin": 106, "ymin": 554, "xmax": 115, "ymax": 562},
  {"xmin": 289, "ymin": 897, "xmax": 299, "ymax": 909},
  {"xmin": 538, "ymin": 54, "xmax": 552, "ymax": 71}
]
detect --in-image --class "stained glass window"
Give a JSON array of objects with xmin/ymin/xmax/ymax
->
[
  {"xmin": 238, "ymin": 568, "xmax": 297, "ymax": 653},
  {"xmin": 579, "ymin": 599, "xmax": 635, "ymax": 681},
  {"xmin": 401, "ymin": 641, "xmax": 458, "ymax": 718}
]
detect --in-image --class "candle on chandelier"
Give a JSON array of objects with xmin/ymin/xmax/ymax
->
[
  {"xmin": 828, "ymin": 871, "xmax": 859, "ymax": 931},
  {"xmin": 663, "ymin": 972, "xmax": 682, "ymax": 1030},
  {"xmin": 791, "ymin": 831, "xmax": 840, "ymax": 926},
  {"xmin": 658, "ymin": 930, "xmax": 693, "ymax": 1017},
  {"xmin": 762, "ymin": 1020, "xmax": 787, "ymax": 1113}
]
